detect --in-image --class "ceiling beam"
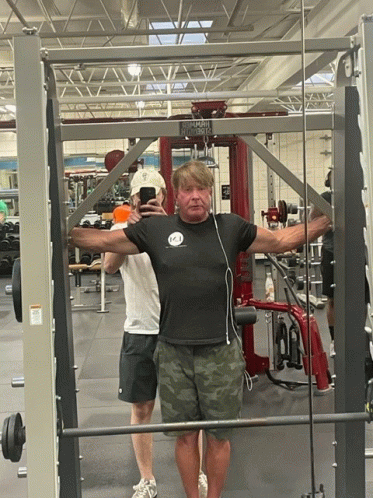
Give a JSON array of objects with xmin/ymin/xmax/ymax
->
[
  {"xmin": 44, "ymin": 37, "xmax": 352, "ymax": 64},
  {"xmin": 0, "ymin": 86, "xmax": 334, "ymax": 106},
  {"xmin": 0, "ymin": 24, "xmax": 256, "ymax": 40},
  {"xmin": 4, "ymin": 0, "xmax": 31, "ymax": 29},
  {"xmin": 238, "ymin": 0, "xmax": 371, "ymax": 111}
]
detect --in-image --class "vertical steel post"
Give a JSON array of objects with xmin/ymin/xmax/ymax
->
[
  {"xmin": 13, "ymin": 34, "xmax": 59, "ymax": 498},
  {"xmin": 356, "ymin": 16, "xmax": 373, "ymax": 350},
  {"xmin": 334, "ymin": 85, "xmax": 366, "ymax": 498},
  {"xmin": 159, "ymin": 137, "xmax": 174, "ymax": 214},
  {"xmin": 46, "ymin": 66, "xmax": 82, "ymax": 497}
]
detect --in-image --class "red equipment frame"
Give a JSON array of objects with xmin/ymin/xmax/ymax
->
[{"xmin": 158, "ymin": 106, "xmax": 330, "ymax": 391}]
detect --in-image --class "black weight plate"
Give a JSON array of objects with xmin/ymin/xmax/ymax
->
[
  {"xmin": 7, "ymin": 413, "xmax": 23, "ymax": 463},
  {"xmin": 278, "ymin": 200, "xmax": 288, "ymax": 223},
  {"xmin": 1, "ymin": 416, "xmax": 9, "ymax": 460},
  {"xmin": 12, "ymin": 258, "xmax": 22, "ymax": 323}
]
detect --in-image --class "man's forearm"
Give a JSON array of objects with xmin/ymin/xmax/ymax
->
[
  {"xmin": 70, "ymin": 227, "xmax": 139, "ymax": 255},
  {"xmin": 104, "ymin": 252, "xmax": 126, "ymax": 273},
  {"xmin": 70, "ymin": 228, "xmax": 110, "ymax": 253},
  {"xmin": 277, "ymin": 215, "xmax": 330, "ymax": 252}
]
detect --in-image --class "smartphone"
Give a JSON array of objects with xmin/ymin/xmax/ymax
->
[{"xmin": 140, "ymin": 186, "xmax": 156, "ymax": 205}]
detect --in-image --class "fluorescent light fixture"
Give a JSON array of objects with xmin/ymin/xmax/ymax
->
[
  {"xmin": 5, "ymin": 105, "xmax": 16, "ymax": 113},
  {"xmin": 128, "ymin": 63, "xmax": 141, "ymax": 77}
]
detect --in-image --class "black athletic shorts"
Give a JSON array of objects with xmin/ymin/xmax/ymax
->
[
  {"xmin": 118, "ymin": 332, "xmax": 158, "ymax": 403},
  {"xmin": 321, "ymin": 247, "xmax": 370, "ymax": 303},
  {"xmin": 321, "ymin": 247, "xmax": 334, "ymax": 298}
]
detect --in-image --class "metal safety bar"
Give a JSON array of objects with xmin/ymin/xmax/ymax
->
[{"xmin": 62, "ymin": 411, "xmax": 370, "ymax": 439}]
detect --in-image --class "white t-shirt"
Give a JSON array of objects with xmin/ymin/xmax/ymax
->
[{"xmin": 111, "ymin": 222, "xmax": 160, "ymax": 335}]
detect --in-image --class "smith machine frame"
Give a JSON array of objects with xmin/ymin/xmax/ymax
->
[{"xmin": 7, "ymin": 16, "xmax": 373, "ymax": 498}]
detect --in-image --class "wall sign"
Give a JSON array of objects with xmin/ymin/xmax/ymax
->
[
  {"xmin": 221, "ymin": 184, "xmax": 230, "ymax": 200},
  {"xmin": 180, "ymin": 120, "xmax": 212, "ymax": 137}
]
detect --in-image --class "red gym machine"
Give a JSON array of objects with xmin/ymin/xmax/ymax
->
[{"xmin": 159, "ymin": 101, "xmax": 330, "ymax": 391}]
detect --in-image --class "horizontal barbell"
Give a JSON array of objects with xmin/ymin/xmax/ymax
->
[
  {"xmin": 62, "ymin": 411, "xmax": 370, "ymax": 438},
  {"xmin": 2, "ymin": 410, "xmax": 370, "ymax": 463}
]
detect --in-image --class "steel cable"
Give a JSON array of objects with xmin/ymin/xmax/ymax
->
[{"xmin": 299, "ymin": 1, "xmax": 317, "ymax": 496}]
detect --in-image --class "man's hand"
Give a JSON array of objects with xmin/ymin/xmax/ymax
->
[
  {"xmin": 317, "ymin": 214, "xmax": 333, "ymax": 233},
  {"xmin": 309, "ymin": 204, "xmax": 323, "ymax": 221},
  {"xmin": 137, "ymin": 198, "xmax": 167, "ymax": 219},
  {"xmin": 127, "ymin": 210, "xmax": 142, "ymax": 225}
]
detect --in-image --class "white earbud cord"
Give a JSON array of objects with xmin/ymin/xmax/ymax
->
[
  {"xmin": 213, "ymin": 214, "xmax": 253, "ymax": 391},
  {"xmin": 212, "ymin": 214, "xmax": 239, "ymax": 344}
]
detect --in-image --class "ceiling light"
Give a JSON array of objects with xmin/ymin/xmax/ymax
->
[
  {"xmin": 136, "ymin": 101, "xmax": 145, "ymax": 109},
  {"xmin": 5, "ymin": 104, "xmax": 16, "ymax": 113},
  {"xmin": 128, "ymin": 63, "xmax": 141, "ymax": 77}
]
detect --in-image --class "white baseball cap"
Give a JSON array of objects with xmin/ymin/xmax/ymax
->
[{"xmin": 130, "ymin": 168, "xmax": 166, "ymax": 197}]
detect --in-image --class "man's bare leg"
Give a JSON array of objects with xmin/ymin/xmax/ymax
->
[
  {"xmin": 327, "ymin": 297, "xmax": 335, "ymax": 329},
  {"xmin": 131, "ymin": 400, "xmax": 155, "ymax": 480},
  {"xmin": 205, "ymin": 434, "xmax": 230, "ymax": 498},
  {"xmin": 198, "ymin": 431, "xmax": 204, "ymax": 471},
  {"xmin": 175, "ymin": 431, "xmax": 200, "ymax": 498},
  {"xmin": 198, "ymin": 431, "xmax": 208, "ymax": 497}
]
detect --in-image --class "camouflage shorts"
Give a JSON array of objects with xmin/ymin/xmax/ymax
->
[{"xmin": 153, "ymin": 337, "xmax": 246, "ymax": 440}]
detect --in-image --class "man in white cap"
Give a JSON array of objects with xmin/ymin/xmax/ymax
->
[{"xmin": 105, "ymin": 168, "xmax": 166, "ymax": 498}]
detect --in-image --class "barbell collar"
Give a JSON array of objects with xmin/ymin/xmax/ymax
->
[{"xmin": 11, "ymin": 377, "xmax": 25, "ymax": 388}]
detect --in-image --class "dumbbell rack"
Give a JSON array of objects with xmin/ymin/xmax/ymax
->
[
  {"xmin": 0, "ymin": 220, "xmax": 20, "ymax": 275},
  {"xmin": 295, "ymin": 241, "xmax": 326, "ymax": 310},
  {"xmin": 69, "ymin": 255, "xmax": 112, "ymax": 313},
  {"xmin": 69, "ymin": 219, "xmax": 119, "ymax": 312}
]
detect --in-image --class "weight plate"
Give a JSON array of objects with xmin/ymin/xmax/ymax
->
[
  {"xmin": 278, "ymin": 199, "xmax": 288, "ymax": 223},
  {"xmin": 7, "ymin": 413, "xmax": 23, "ymax": 463},
  {"xmin": 1, "ymin": 416, "xmax": 9, "ymax": 460},
  {"xmin": 12, "ymin": 258, "xmax": 22, "ymax": 323}
]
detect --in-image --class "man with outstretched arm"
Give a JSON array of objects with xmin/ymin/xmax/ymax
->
[{"xmin": 71, "ymin": 160, "xmax": 330, "ymax": 498}]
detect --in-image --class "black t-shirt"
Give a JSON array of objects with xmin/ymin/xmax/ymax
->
[{"xmin": 124, "ymin": 213, "xmax": 257, "ymax": 345}]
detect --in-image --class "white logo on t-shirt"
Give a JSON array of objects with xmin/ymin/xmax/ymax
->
[{"xmin": 168, "ymin": 232, "xmax": 184, "ymax": 246}]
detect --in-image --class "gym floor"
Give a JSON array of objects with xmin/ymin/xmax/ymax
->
[{"xmin": 1, "ymin": 262, "xmax": 373, "ymax": 498}]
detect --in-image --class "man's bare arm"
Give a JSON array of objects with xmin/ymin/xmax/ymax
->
[
  {"xmin": 248, "ymin": 215, "xmax": 331, "ymax": 254},
  {"xmin": 104, "ymin": 251, "xmax": 126, "ymax": 274},
  {"xmin": 70, "ymin": 227, "xmax": 139, "ymax": 255}
]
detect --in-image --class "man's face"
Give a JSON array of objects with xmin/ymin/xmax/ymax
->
[{"xmin": 174, "ymin": 180, "xmax": 211, "ymax": 223}]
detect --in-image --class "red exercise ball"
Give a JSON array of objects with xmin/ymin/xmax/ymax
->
[{"xmin": 105, "ymin": 149, "xmax": 124, "ymax": 172}]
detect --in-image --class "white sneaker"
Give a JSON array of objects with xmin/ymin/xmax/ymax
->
[
  {"xmin": 132, "ymin": 478, "xmax": 157, "ymax": 498},
  {"xmin": 330, "ymin": 341, "xmax": 336, "ymax": 358},
  {"xmin": 198, "ymin": 472, "xmax": 208, "ymax": 498}
]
